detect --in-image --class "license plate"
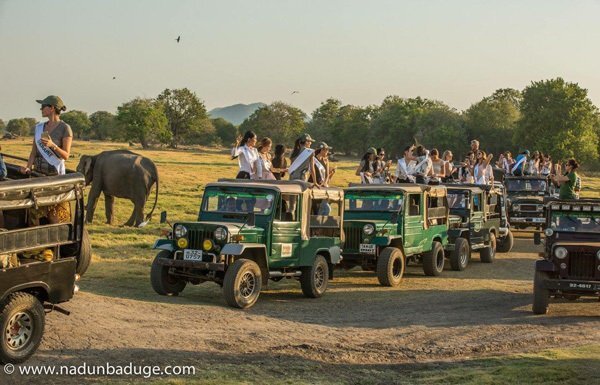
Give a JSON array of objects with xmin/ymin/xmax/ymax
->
[
  {"xmin": 359, "ymin": 244, "xmax": 376, "ymax": 255},
  {"xmin": 183, "ymin": 249, "xmax": 203, "ymax": 261}
]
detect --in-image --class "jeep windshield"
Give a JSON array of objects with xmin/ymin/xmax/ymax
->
[
  {"xmin": 203, "ymin": 189, "xmax": 274, "ymax": 215},
  {"xmin": 447, "ymin": 192, "xmax": 469, "ymax": 209},
  {"xmin": 550, "ymin": 212, "xmax": 600, "ymax": 233},
  {"xmin": 506, "ymin": 179, "xmax": 547, "ymax": 193},
  {"xmin": 345, "ymin": 193, "xmax": 403, "ymax": 212}
]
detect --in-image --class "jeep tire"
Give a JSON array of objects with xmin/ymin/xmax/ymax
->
[
  {"xmin": 0, "ymin": 292, "xmax": 45, "ymax": 364},
  {"xmin": 479, "ymin": 232, "xmax": 497, "ymax": 263},
  {"xmin": 223, "ymin": 259, "xmax": 262, "ymax": 309},
  {"xmin": 423, "ymin": 241, "xmax": 445, "ymax": 276},
  {"xmin": 497, "ymin": 230, "xmax": 514, "ymax": 253},
  {"xmin": 60, "ymin": 228, "xmax": 92, "ymax": 277},
  {"xmin": 450, "ymin": 237, "xmax": 470, "ymax": 271},
  {"xmin": 151, "ymin": 250, "xmax": 187, "ymax": 296},
  {"xmin": 532, "ymin": 270, "xmax": 550, "ymax": 314},
  {"xmin": 376, "ymin": 247, "xmax": 405, "ymax": 287},
  {"xmin": 300, "ymin": 255, "xmax": 329, "ymax": 298}
]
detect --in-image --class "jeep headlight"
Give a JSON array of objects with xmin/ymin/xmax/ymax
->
[
  {"xmin": 174, "ymin": 224, "xmax": 187, "ymax": 238},
  {"xmin": 544, "ymin": 228, "xmax": 554, "ymax": 237},
  {"xmin": 363, "ymin": 224, "xmax": 375, "ymax": 235},
  {"xmin": 214, "ymin": 227, "xmax": 228, "ymax": 241},
  {"xmin": 202, "ymin": 239, "xmax": 214, "ymax": 251},
  {"xmin": 554, "ymin": 247, "xmax": 568, "ymax": 259}
]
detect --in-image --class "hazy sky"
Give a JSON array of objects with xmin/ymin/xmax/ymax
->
[{"xmin": 2, "ymin": 0, "xmax": 600, "ymax": 121}]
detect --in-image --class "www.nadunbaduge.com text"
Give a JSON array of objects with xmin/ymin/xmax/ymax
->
[{"xmin": 2, "ymin": 362, "xmax": 196, "ymax": 378}]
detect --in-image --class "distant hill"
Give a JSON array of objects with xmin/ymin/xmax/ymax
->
[{"xmin": 209, "ymin": 103, "xmax": 266, "ymax": 126}]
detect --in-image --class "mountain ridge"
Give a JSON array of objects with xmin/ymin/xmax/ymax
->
[{"xmin": 209, "ymin": 102, "xmax": 266, "ymax": 125}]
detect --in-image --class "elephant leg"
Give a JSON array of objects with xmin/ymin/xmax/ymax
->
[
  {"xmin": 124, "ymin": 205, "xmax": 136, "ymax": 227},
  {"xmin": 104, "ymin": 195, "xmax": 115, "ymax": 225},
  {"xmin": 85, "ymin": 183, "xmax": 103, "ymax": 224}
]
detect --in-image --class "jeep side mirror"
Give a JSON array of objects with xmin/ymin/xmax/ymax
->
[
  {"xmin": 390, "ymin": 212, "xmax": 399, "ymax": 223},
  {"xmin": 533, "ymin": 232, "xmax": 541, "ymax": 245},
  {"xmin": 160, "ymin": 211, "xmax": 168, "ymax": 224},
  {"xmin": 247, "ymin": 212, "xmax": 256, "ymax": 227}
]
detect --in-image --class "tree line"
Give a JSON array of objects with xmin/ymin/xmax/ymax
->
[{"xmin": 2, "ymin": 78, "xmax": 599, "ymax": 168}]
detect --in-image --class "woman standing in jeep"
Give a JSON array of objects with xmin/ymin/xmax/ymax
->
[
  {"xmin": 552, "ymin": 159, "xmax": 579, "ymax": 200},
  {"xmin": 20, "ymin": 96, "xmax": 73, "ymax": 176}
]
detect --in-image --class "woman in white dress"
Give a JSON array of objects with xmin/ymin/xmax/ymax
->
[
  {"xmin": 257, "ymin": 137, "xmax": 287, "ymax": 180},
  {"xmin": 231, "ymin": 130, "xmax": 261, "ymax": 179}
]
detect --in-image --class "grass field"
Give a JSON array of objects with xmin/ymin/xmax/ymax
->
[{"xmin": 2, "ymin": 138, "xmax": 599, "ymax": 385}]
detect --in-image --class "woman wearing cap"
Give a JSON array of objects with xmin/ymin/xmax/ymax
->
[
  {"xmin": 309, "ymin": 142, "xmax": 334, "ymax": 187},
  {"xmin": 21, "ymin": 96, "xmax": 73, "ymax": 224},
  {"xmin": 356, "ymin": 147, "xmax": 377, "ymax": 184},
  {"xmin": 288, "ymin": 133, "xmax": 317, "ymax": 183},
  {"xmin": 232, "ymin": 130, "xmax": 262, "ymax": 179},
  {"xmin": 256, "ymin": 137, "xmax": 287, "ymax": 180},
  {"xmin": 21, "ymin": 95, "xmax": 72, "ymax": 176}
]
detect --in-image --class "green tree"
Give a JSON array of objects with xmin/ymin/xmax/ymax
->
[
  {"xmin": 211, "ymin": 117, "xmax": 238, "ymax": 145},
  {"xmin": 333, "ymin": 105, "xmax": 375, "ymax": 155},
  {"xmin": 306, "ymin": 98, "xmax": 342, "ymax": 146},
  {"xmin": 157, "ymin": 88, "xmax": 214, "ymax": 147},
  {"xmin": 89, "ymin": 111, "xmax": 119, "ymax": 140},
  {"xmin": 464, "ymin": 88, "xmax": 521, "ymax": 156},
  {"xmin": 116, "ymin": 98, "xmax": 171, "ymax": 148},
  {"xmin": 239, "ymin": 101, "xmax": 306, "ymax": 145},
  {"xmin": 61, "ymin": 110, "xmax": 91, "ymax": 139},
  {"xmin": 515, "ymin": 78, "xmax": 599, "ymax": 163},
  {"xmin": 6, "ymin": 119, "xmax": 30, "ymax": 136},
  {"xmin": 0, "ymin": 119, "xmax": 5, "ymax": 132},
  {"xmin": 370, "ymin": 96, "xmax": 464, "ymax": 157},
  {"xmin": 23, "ymin": 118, "xmax": 37, "ymax": 135}
]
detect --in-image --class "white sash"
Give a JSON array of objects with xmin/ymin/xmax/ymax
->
[
  {"xmin": 314, "ymin": 157, "xmax": 326, "ymax": 182},
  {"xmin": 35, "ymin": 122, "xmax": 65, "ymax": 175},
  {"xmin": 511, "ymin": 156, "xmax": 526, "ymax": 174},
  {"xmin": 288, "ymin": 148, "xmax": 314, "ymax": 176}
]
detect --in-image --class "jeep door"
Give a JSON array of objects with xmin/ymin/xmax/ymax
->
[
  {"xmin": 404, "ymin": 193, "xmax": 426, "ymax": 254},
  {"xmin": 270, "ymin": 193, "xmax": 302, "ymax": 268},
  {"xmin": 470, "ymin": 192, "xmax": 485, "ymax": 245}
]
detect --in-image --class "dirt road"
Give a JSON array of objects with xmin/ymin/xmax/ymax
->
[{"xmin": 4, "ymin": 238, "xmax": 599, "ymax": 384}]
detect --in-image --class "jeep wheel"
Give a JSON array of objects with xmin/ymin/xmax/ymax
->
[
  {"xmin": 60, "ymin": 228, "xmax": 92, "ymax": 277},
  {"xmin": 496, "ymin": 230, "xmax": 514, "ymax": 253},
  {"xmin": 532, "ymin": 271, "xmax": 550, "ymax": 314},
  {"xmin": 151, "ymin": 250, "xmax": 186, "ymax": 296},
  {"xmin": 376, "ymin": 247, "xmax": 405, "ymax": 287},
  {"xmin": 423, "ymin": 241, "xmax": 445, "ymax": 276},
  {"xmin": 450, "ymin": 237, "xmax": 470, "ymax": 271},
  {"xmin": 300, "ymin": 255, "xmax": 329, "ymax": 298},
  {"xmin": 0, "ymin": 293, "xmax": 45, "ymax": 364},
  {"xmin": 223, "ymin": 259, "xmax": 262, "ymax": 309},
  {"xmin": 479, "ymin": 232, "xmax": 497, "ymax": 263}
]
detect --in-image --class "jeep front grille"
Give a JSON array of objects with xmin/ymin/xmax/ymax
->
[
  {"xmin": 519, "ymin": 204, "xmax": 540, "ymax": 212},
  {"xmin": 568, "ymin": 251, "xmax": 596, "ymax": 280},
  {"xmin": 187, "ymin": 229, "xmax": 212, "ymax": 250},
  {"xmin": 344, "ymin": 226, "xmax": 363, "ymax": 251}
]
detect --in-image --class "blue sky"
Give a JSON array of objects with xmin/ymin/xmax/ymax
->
[{"xmin": 1, "ymin": 0, "xmax": 600, "ymax": 120}]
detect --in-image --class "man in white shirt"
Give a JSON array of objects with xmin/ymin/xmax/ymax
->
[{"xmin": 395, "ymin": 145, "xmax": 416, "ymax": 183}]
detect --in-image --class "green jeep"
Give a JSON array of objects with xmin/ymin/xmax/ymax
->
[
  {"xmin": 342, "ymin": 184, "xmax": 449, "ymax": 286},
  {"xmin": 446, "ymin": 184, "xmax": 505, "ymax": 269},
  {"xmin": 532, "ymin": 199, "xmax": 600, "ymax": 314},
  {"xmin": 150, "ymin": 179, "xmax": 344, "ymax": 309}
]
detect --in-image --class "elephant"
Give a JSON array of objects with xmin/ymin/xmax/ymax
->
[{"xmin": 76, "ymin": 150, "xmax": 159, "ymax": 227}]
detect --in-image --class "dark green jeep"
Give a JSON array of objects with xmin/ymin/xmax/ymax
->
[
  {"xmin": 150, "ymin": 179, "xmax": 344, "ymax": 309},
  {"xmin": 532, "ymin": 199, "xmax": 600, "ymax": 314},
  {"xmin": 445, "ymin": 184, "xmax": 508, "ymax": 269},
  {"xmin": 342, "ymin": 184, "xmax": 449, "ymax": 286},
  {"xmin": 504, "ymin": 176, "xmax": 552, "ymax": 231}
]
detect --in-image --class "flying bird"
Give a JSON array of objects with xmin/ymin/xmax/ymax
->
[
  {"xmin": 291, "ymin": 90, "xmax": 299, "ymax": 95},
  {"xmin": 112, "ymin": 76, "xmax": 116, "ymax": 80},
  {"xmin": 175, "ymin": 35, "xmax": 181, "ymax": 43}
]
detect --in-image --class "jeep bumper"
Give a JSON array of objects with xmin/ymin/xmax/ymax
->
[
  {"xmin": 157, "ymin": 258, "xmax": 225, "ymax": 271},
  {"xmin": 543, "ymin": 278, "xmax": 600, "ymax": 293}
]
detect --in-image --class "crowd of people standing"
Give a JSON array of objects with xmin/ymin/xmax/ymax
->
[{"xmin": 231, "ymin": 133, "xmax": 582, "ymax": 200}]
